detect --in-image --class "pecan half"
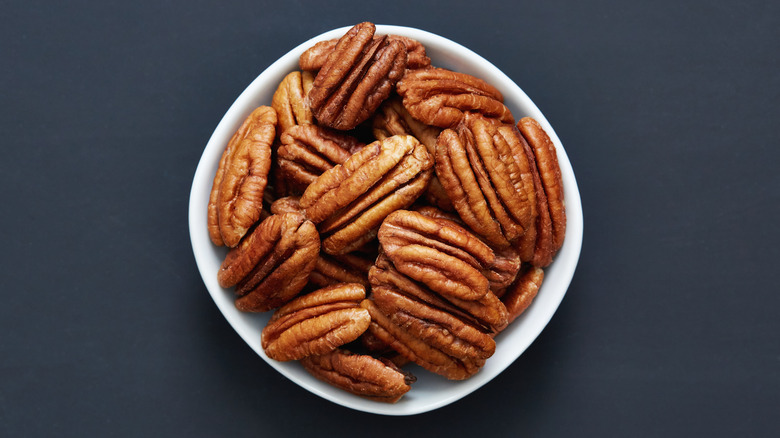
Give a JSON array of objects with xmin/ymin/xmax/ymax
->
[
  {"xmin": 208, "ymin": 106, "xmax": 276, "ymax": 247},
  {"xmin": 307, "ymin": 22, "xmax": 408, "ymax": 130},
  {"xmin": 435, "ymin": 114, "xmax": 536, "ymax": 247},
  {"xmin": 378, "ymin": 209, "xmax": 494, "ymax": 301},
  {"xmin": 370, "ymin": 254, "xmax": 508, "ymax": 332},
  {"xmin": 372, "ymin": 97, "xmax": 452, "ymax": 211},
  {"xmin": 299, "ymin": 135, "xmax": 433, "ymax": 255},
  {"xmin": 261, "ymin": 283, "xmax": 370, "ymax": 361},
  {"xmin": 300, "ymin": 34, "xmax": 430, "ymax": 72},
  {"xmin": 361, "ymin": 289, "xmax": 496, "ymax": 380},
  {"xmin": 277, "ymin": 124, "xmax": 364, "ymax": 194},
  {"xmin": 500, "ymin": 266, "xmax": 544, "ymax": 326},
  {"xmin": 517, "ymin": 117, "xmax": 566, "ymax": 259},
  {"xmin": 300, "ymin": 349, "xmax": 415, "ymax": 403},
  {"xmin": 271, "ymin": 71, "xmax": 315, "ymax": 135},
  {"xmin": 218, "ymin": 212, "xmax": 320, "ymax": 312},
  {"xmin": 396, "ymin": 67, "xmax": 514, "ymax": 128}
]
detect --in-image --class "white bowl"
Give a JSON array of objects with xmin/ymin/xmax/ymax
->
[{"xmin": 189, "ymin": 24, "xmax": 583, "ymax": 416}]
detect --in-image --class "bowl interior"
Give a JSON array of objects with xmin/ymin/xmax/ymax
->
[{"xmin": 189, "ymin": 24, "xmax": 583, "ymax": 415}]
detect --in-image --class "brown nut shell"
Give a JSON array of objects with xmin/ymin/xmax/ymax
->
[
  {"xmin": 307, "ymin": 22, "xmax": 408, "ymax": 130},
  {"xmin": 300, "ymin": 349, "xmax": 416, "ymax": 403},
  {"xmin": 208, "ymin": 106, "xmax": 276, "ymax": 247},
  {"xmin": 261, "ymin": 283, "xmax": 370, "ymax": 361},
  {"xmin": 218, "ymin": 212, "xmax": 320, "ymax": 312},
  {"xmin": 396, "ymin": 67, "xmax": 513, "ymax": 128}
]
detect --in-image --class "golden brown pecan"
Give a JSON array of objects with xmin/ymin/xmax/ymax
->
[
  {"xmin": 300, "ymin": 34, "xmax": 430, "ymax": 72},
  {"xmin": 261, "ymin": 283, "xmax": 370, "ymax": 361},
  {"xmin": 435, "ymin": 114, "xmax": 536, "ymax": 247},
  {"xmin": 517, "ymin": 117, "xmax": 566, "ymax": 257},
  {"xmin": 361, "ymin": 289, "xmax": 495, "ymax": 380},
  {"xmin": 396, "ymin": 68, "xmax": 514, "ymax": 129},
  {"xmin": 372, "ymin": 97, "xmax": 452, "ymax": 211},
  {"xmin": 370, "ymin": 254, "xmax": 508, "ymax": 332},
  {"xmin": 307, "ymin": 22, "xmax": 408, "ymax": 130},
  {"xmin": 299, "ymin": 135, "xmax": 433, "ymax": 255},
  {"xmin": 307, "ymin": 251, "xmax": 374, "ymax": 289},
  {"xmin": 271, "ymin": 71, "xmax": 315, "ymax": 135},
  {"xmin": 378, "ymin": 209, "xmax": 494, "ymax": 301},
  {"xmin": 300, "ymin": 349, "xmax": 416, "ymax": 403},
  {"xmin": 277, "ymin": 124, "xmax": 364, "ymax": 194},
  {"xmin": 208, "ymin": 106, "xmax": 276, "ymax": 247},
  {"xmin": 218, "ymin": 213, "xmax": 319, "ymax": 312},
  {"xmin": 500, "ymin": 266, "xmax": 544, "ymax": 326}
]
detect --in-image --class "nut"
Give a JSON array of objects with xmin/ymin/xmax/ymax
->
[
  {"xmin": 370, "ymin": 254, "xmax": 508, "ymax": 332},
  {"xmin": 300, "ymin": 135, "xmax": 433, "ymax": 255},
  {"xmin": 517, "ymin": 117, "xmax": 566, "ymax": 260},
  {"xmin": 300, "ymin": 34, "xmax": 430, "ymax": 71},
  {"xmin": 300, "ymin": 349, "xmax": 416, "ymax": 403},
  {"xmin": 500, "ymin": 266, "xmax": 544, "ymax": 326},
  {"xmin": 378, "ymin": 209, "xmax": 494, "ymax": 301},
  {"xmin": 208, "ymin": 106, "xmax": 276, "ymax": 247},
  {"xmin": 361, "ymin": 284, "xmax": 496, "ymax": 380},
  {"xmin": 277, "ymin": 124, "xmax": 364, "ymax": 194},
  {"xmin": 271, "ymin": 71, "xmax": 315, "ymax": 135},
  {"xmin": 218, "ymin": 212, "xmax": 320, "ymax": 312},
  {"xmin": 261, "ymin": 283, "xmax": 370, "ymax": 361},
  {"xmin": 396, "ymin": 67, "xmax": 514, "ymax": 128},
  {"xmin": 372, "ymin": 97, "xmax": 452, "ymax": 211},
  {"xmin": 307, "ymin": 22, "xmax": 408, "ymax": 130},
  {"xmin": 435, "ymin": 113, "xmax": 536, "ymax": 247}
]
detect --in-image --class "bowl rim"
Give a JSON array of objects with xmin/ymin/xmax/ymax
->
[{"xmin": 189, "ymin": 24, "xmax": 583, "ymax": 416}]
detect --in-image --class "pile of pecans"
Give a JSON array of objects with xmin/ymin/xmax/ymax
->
[{"xmin": 207, "ymin": 22, "xmax": 565, "ymax": 403}]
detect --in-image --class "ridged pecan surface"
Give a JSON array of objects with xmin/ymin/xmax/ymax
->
[
  {"xmin": 300, "ymin": 349, "xmax": 415, "ymax": 403},
  {"xmin": 396, "ymin": 67, "xmax": 513, "ymax": 128},
  {"xmin": 300, "ymin": 135, "xmax": 433, "ymax": 255},
  {"xmin": 218, "ymin": 212, "xmax": 319, "ymax": 312},
  {"xmin": 307, "ymin": 22, "xmax": 407, "ymax": 130},
  {"xmin": 271, "ymin": 71, "xmax": 315, "ymax": 135},
  {"xmin": 208, "ymin": 106, "xmax": 276, "ymax": 247}
]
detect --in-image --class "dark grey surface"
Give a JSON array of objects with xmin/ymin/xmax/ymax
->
[{"xmin": 2, "ymin": 0, "xmax": 778, "ymax": 436}]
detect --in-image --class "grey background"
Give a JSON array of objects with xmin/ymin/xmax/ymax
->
[{"xmin": 2, "ymin": 0, "xmax": 778, "ymax": 436}]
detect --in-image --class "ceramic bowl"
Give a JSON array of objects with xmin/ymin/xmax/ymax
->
[{"xmin": 189, "ymin": 24, "xmax": 583, "ymax": 415}]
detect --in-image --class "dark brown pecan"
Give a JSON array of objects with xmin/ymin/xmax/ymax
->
[
  {"xmin": 361, "ymin": 289, "xmax": 495, "ymax": 380},
  {"xmin": 218, "ymin": 213, "xmax": 320, "ymax": 312},
  {"xmin": 517, "ymin": 117, "xmax": 566, "ymax": 261},
  {"xmin": 435, "ymin": 113, "xmax": 536, "ymax": 248},
  {"xmin": 300, "ymin": 34, "xmax": 430, "ymax": 72},
  {"xmin": 299, "ymin": 135, "xmax": 433, "ymax": 255},
  {"xmin": 500, "ymin": 266, "xmax": 544, "ymax": 326},
  {"xmin": 486, "ymin": 246, "xmax": 522, "ymax": 297},
  {"xmin": 271, "ymin": 71, "xmax": 315, "ymax": 135},
  {"xmin": 277, "ymin": 124, "xmax": 364, "ymax": 194},
  {"xmin": 308, "ymin": 251, "xmax": 374, "ymax": 289},
  {"xmin": 208, "ymin": 106, "xmax": 276, "ymax": 247},
  {"xmin": 307, "ymin": 22, "xmax": 408, "ymax": 130},
  {"xmin": 261, "ymin": 283, "xmax": 370, "ymax": 361},
  {"xmin": 396, "ymin": 67, "xmax": 514, "ymax": 129},
  {"xmin": 378, "ymin": 209, "xmax": 494, "ymax": 301},
  {"xmin": 300, "ymin": 349, "xmax": 415, "ymax": 403},
  {"xmin": 370, "ymin": 254, "xmax": 508, "ymax": 332}
]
